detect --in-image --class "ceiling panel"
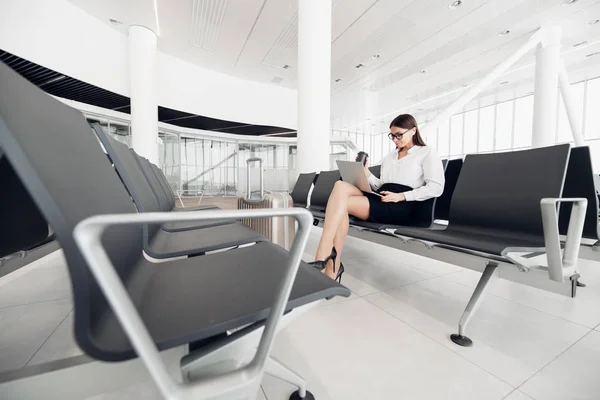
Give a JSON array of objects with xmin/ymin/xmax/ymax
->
[{"xmin": 0, "ymin": 50, "xmax": 293, "ymax": 136}]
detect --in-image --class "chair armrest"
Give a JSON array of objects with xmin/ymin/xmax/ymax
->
[
  {"xmin": 540, "ymin": 197, "xmax": 587, "ymax": 283},
  {"xmin": 73, "ymin": 208, "xmax": 314, "ymax": 399}
]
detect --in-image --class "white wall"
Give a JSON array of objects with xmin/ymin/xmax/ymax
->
[{"xmin": 0, "ymin": 0, "xmax": 297, "ymax": 129}]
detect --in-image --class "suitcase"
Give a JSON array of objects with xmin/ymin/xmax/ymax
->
[{"xmin": 237, "ymin": 157, "xmax": 295, "ymax": 250}]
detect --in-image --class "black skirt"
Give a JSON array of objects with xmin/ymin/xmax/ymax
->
[{"xmin": 363, "ymin": 183, "xmax": 415, "ymax": 225}]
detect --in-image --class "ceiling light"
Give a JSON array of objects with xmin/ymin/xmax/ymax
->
[
  {"xmin": 573, "ymin": 41, "xmax": 588, "ymax": 47},
  {"xmin": 562, "ymin": 0, "xmax": 577, "ymax": 4},
  {"xmin": 498, "ymin": 30, "xmax": 510, "ymax": 36},
  {"xmin": 372, "ymin": 54, "xmax": 380, "ymax": 59},
  {"xmin": 419, "ymin": 70, "xmax": 426, "ymax": 74},
  {"xmin": 335, "ymin": 78, "xmax": 342, "ymax": 83},
  {"xmin": 356, "ymin": 63, "xmax": 365, "ymax": 69},
  {"xmin": 590, "ymin": 19, "xmax": 600, "ymax": 25},
  {"xmin": 283, "ymin": 64, "xmax": 290, "ymax": 69},
  {"xmin": 448, "ymin": 1, "xmax": 462, "ymax": 9},
  {"xmin": 500, "ymin": 81, "xmax": 509, "ymax": 85},
  {"xmin": 109, "ymin": 18, "xmax": 123, "ymax": 25},
  {"xmin": 586, "ymin": 52, "xmax": 600, "ymax": 57}
]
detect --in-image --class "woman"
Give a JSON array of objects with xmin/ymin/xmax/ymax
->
[{"xmin": 309, "ymin": 114, "xmax": 445, "ymax": 282}]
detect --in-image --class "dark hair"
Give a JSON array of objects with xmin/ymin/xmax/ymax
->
[{"xmin": 389, "ymin": 114, "xmax": 426, "ymax": 146}]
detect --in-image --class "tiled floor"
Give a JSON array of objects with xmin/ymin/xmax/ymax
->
[{"xmin": 2, "ymin": 227, "xmax": 600, "ymax": 399}]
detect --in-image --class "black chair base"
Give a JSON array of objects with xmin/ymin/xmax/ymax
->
[
  {"xmin": 290, "ymin": 389, "xmax": 316, "ymax": 400},
  {"xmin": 450, "ymin": 334, "xmax": 473, "ymax": 347}
]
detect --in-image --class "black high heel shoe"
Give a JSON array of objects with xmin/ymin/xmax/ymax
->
[
  {"xmin": 335, "ymin": 262, "xmax": 345, "ymax": 283},
  {"xmin": 308, "ymin": 246, "xmax": 337, "ymax": 273}
]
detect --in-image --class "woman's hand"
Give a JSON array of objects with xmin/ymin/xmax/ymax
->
[{"xmin": 380, "ymin": 191, "xmax": 406, "ymax": 203}]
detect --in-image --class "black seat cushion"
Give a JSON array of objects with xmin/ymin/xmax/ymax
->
[
  {"xmin": 393, "ymin": 225, "xmax": 546, "ymax": 256},
  {"xmin": 148, "ymin": 223, "xmax": 268, "ymax": 259},
  {"xmin": 91, "ymin": 242, "xmax": 350, "ymax": 361}
]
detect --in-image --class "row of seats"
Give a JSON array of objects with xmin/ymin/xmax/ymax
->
[
  {"xmin": 290, "ymin": 145, "xmax": 597, "ymax": 346},
  {"xmin": 0, "ymin": 61, "xmax": 350, "ymax": 398}
]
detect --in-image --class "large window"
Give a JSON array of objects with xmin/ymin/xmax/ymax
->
[
  {"xmin": 437, "ymin": 121, "xmax": 450, "ymax": 158},
  {"xmin": 450, "ymin": 114, "xmax": 464, "ymax": 156},
  {"xmin": 478, "ymin": 105, "xmax": 495, "ymax": 152},
  {"xmin": 495, "ymin": 101, "xmax": 513, "ymax": 151},
  {"xmin": 585, "ymin": 78, "xmax": 600, "ymax": 139},
  {"xmin": 513, "ymin": 96, "xmax": 533, "ymax": 149},
  {"xmin": 463, "ymin": 110, "xmax": 478, "ymax": 155},
  {"xmin": 557, "ymin": 82, "xmax": 585, "ymax": 144}
]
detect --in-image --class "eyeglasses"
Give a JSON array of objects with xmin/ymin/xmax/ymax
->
[{"xmin": 387, "ymin": 128, "xmax": 414, "ymax": 140}]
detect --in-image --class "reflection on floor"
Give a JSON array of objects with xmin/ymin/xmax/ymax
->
[{"xmin": 2, "ymin": 227, "xmax": 600, "ymax": 399}]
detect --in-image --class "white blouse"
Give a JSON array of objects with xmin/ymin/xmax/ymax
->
[{"xmin": 367, "ymin": 145, "xmax": 445, "ymax": 202}]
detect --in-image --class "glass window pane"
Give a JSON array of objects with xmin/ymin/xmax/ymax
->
[
  {"xmin": 585, "ymin": 78, "xmax": 600, "ymax": 139},
  {"xmin": 463, "ymin": 110, "xmax": 478, "ymax": 154},
  {"xmin": 514, "ymin": 96, "xmax": 533, "ymax": 149},
  {"xmin": 437, "ymin": 121, "xmax": 450, "ymax": 157},
  {"xmin": 450, "ymin": 114, "xmax": 463, "ymax": 156},
  {"xmin": 479, "ymin": 105, "xmax": 495, "ymax": 152},
  {"xmin": 495, "ymin": 101, "xmax": 513, "ymax": 151},
  {"xmin": 372, "ymin": 134, "xmax": 382, "ymax": 164},
  {"xmin": 557, "ymin": 82, "xmax": 584, "ymax": 144}
]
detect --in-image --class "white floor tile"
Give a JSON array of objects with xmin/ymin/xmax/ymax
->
[
  {"xmin": 520, "ymin": 330, "xmax": 600, "ymax": 400},
  {"xmin": 28, "ymin": 310, "xmax": 83, "ymax": 365},
  {"xmin": 443, "ymin": 269, "xmax": 600, "ymax": 329},
  {"xmin": 256, "ymin": 387, "xmax": 268, "ymax": 400},
  {"xmin": 84, "ymin": 381, "xmax": 162, "ymax": 400},
  {"xmin": 364, "ymin": 277, "xmax": 589, "ymax": 387},
  {"xmin": 0, "ymin": 299, "xmax": 72, "ymax": 373},
  {"xmin": 503, "ymin": 389, "xmax": 534, "ymax": 400},
  {"xmin": 263, "ymin": 297, "xmax": 512, "ymax": 400},
  {"xmin": 0, "ymin": 261, "xmax": 71, "ymax": 308}
]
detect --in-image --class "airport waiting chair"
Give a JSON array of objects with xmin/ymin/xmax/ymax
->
[
  {"xmin": 345, "ymin": 145, "xmax": 586, "ymax": 346},
  {"xmin": 434, "ymin": 158, "xmax": 463, "ymax": 222},
  {"xmin": 307, "ymin": 170, "xmax": 341, "ymax": 221},
  {"xmin": 92, "ymin": 127, "xmax": 263, "ymax": 259},
  {"xmin": 0, "ymin": 60, "xmax": 350, "ymax": 400},
  {"xmin": 290, "ymin": 172, "xmax": 317, "ymax": 208},
  {"xmin": 0, "ymin": 150, "xmax": 50, "ymax": 259},
  {"xmin": 558, "ymin": 146, "xmax": 600, "ymax": 261}
]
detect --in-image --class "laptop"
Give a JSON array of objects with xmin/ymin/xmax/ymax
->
[{"xmin": 336, "ymin": 160, "xmax": 383, "ymax": 197}]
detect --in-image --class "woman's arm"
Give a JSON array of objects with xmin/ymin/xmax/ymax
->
[
  {"xmin": 403, "ymin": 148, "xmax": 445, "ymax": 201},
  {"xmin": 364, "ymin": 156, "xmax": 384, "ymax": 191}
]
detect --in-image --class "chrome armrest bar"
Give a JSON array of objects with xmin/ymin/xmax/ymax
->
[
  {"xmin": 73, "ymin": 208, "xmax": 313, "ymax": 399},
  {"xmin": 540, "ymin": 197, "xmax": 587, "ymax": 283}
]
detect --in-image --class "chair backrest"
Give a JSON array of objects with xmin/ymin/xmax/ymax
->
[
  {"xmin": 369, "ymin": 165, "xmax": 381, "ymax": 179},
  {"xmin": 0, "ymin": 61, "xmax": 143, "ymax": 357},
  {"xmin": 152, "ymin": 164, "xmax": 176, "ymax": 209},
  {"xmin": 133, "ymin": 152, "xmax": 172, "ymax": 212},
  {"xmin": 448, "ymin": 145, "xmax": 571, "ymax": 236},
  {"xmin": 310, "ymin": 170, "xmax": 341, "ymax": 211},
  {"xmin": 291, "ymin": 172, "xmax": 316, "ymax": 206},
  {"xmin": 0, "ymin": 153, "xmax": 49, "ymax": 257},
  {"xmin": 558, "ymin": 146, "xmax": 599, "ymax": 240},
  {"xmin": 434, "ymin": 158, "xmax": 463, "ymax": 221}
]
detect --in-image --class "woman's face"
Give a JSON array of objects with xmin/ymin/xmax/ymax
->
[{"xmin": 389, "ymin": 126, "xmax": 415, "ymax": 148}]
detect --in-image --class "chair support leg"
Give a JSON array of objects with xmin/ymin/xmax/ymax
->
[
  {"xmin": 264, "ymin": 357, "xmax": 314, "ymax": 400},
  {"xmin": 451, "ymin": 261, "xmax": 498, "ymax": 347}
]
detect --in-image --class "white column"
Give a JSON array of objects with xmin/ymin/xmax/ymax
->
[
  {"xmin": 532, "ymin": 26, "xmax": 561, "ymax": 148},
  {"xmin": 558, "ymin": 59, "xmax": 584, "ymax": 146},
  {"xmin": 297, "ymin": 0, "xmax": 332, "ymax": 173},
  {"xmin": 128, "ymin": 25, "xmax": 158, "ymax": 164}
]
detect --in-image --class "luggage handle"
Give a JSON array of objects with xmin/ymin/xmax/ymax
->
[{"xmin": 246, "ymin": 157, "xmax": 264, "ymax": 200}]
